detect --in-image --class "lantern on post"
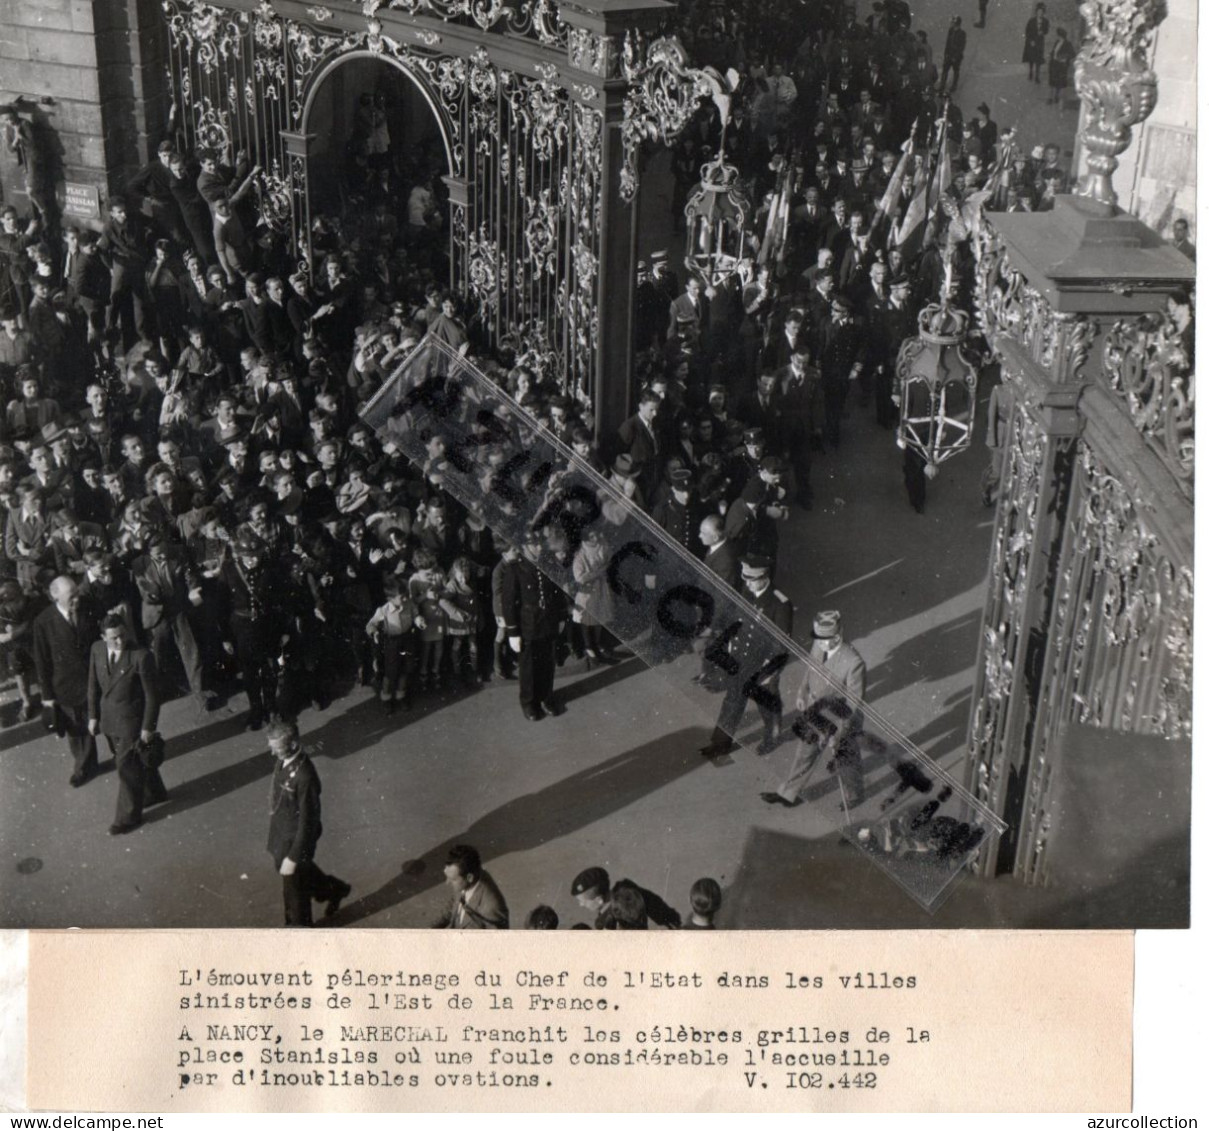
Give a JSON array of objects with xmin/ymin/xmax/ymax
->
[
  {"xmin": 684, "ymin": 152, "xmax": 750, "ymax": 288},
  {"xmin": 894, "ymin": 284, "xmax": 981, "ymax": 477},
  {"xmin": 682, "ymin": 64, "xmax": 748, "ymax": 289}
]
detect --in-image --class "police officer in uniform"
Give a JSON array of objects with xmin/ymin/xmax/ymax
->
[
  {"xmin": 501, "ymin": 530, "xmax": 568, "ymax": 721},
  {"xmin": 651, "ymin": 468, "xmax": 700, "ymax": 557},
  {"xmin": 699, "ymin": 554, "xmax": 794, "ymax": 759},
  {"xmin": 726, "ymin": 426, "xmax": 766, "ymax": 503},
  {"xmin": 222, "ymin": 530, "xmax": 283, "ymax": 731}
]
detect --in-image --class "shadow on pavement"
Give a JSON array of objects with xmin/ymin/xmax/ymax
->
[{"xmin": 334, "ymin": 724, "xmax": 713, "ymax": 926}]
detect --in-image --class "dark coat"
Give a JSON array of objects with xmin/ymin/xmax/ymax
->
[
  {"xmin": 87, "ymin": 640, "xmax": 159, "ymax": 739},
  {"xmin": 501, "ymin": 556, "xmax": 566, "ymax": 640},
  {"xmin": 32, "ymin": 604, "xmax": 96, "ymax": 708},
  {"xmin": 728, "ymin": 581, "xmax": 794, "ymax": 668},
  {"xmin": 267, "ymin": 753, "xmax": 323, "ymax": 868},
  {"xmin": 702, "ymin": 538, "xmax": 741, "ymax": 590}
]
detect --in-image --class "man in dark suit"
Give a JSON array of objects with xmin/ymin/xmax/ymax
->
[
  {"xmin": 777, "ymin": 345, "xmax": 824, "ymax": 506},
  {"xmin": 435, "ymin": 844, "xmax": 509, "ymax": 929},
  {"xmin": 736, "ymin": 371, "xmax": 783, "ymax": 445},
  {"xmin": 501, "ymin": 530, "xmax": 567, "ymax": 721},
  {"xmin": 616, "ymin": 391, "xmax": 662, "ymax": 504},
  {"xmin": 61, "ymin": 227, "xmax": 108, "ymax": 343},
  {"xmin": 667, "ymin": 275, "xmax": 710, "ymax": 355},
  {"xmin": 697, "ymin": 514, "xmax": 740, "ymax": 591},
  {"xmin": 87, "ymin": 613, "xmax": 163, "ymax": 833},
  {"xmin": 266, "ymin": 720, "xmax": 351, "ymax": 926},
  {"xmin": 32, "ymin": 576, "xmax": 99, "ymax": 787},
  {"xmin": 96, "ymin": 197, "xmax": 148, "ymax": 345}
]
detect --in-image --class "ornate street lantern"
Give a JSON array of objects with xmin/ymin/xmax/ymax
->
[
  {"xmin": 684, "ymin": 152, "xmax": 750, "ymax": 288},
  {"xmin": 894, "ymin": 296, "xmax": 981, "ymax": 476}
]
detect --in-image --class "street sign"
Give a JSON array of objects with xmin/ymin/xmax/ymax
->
[{"xmin": 63, "ymin": 181, "xmax": 101, "ymax": 220}]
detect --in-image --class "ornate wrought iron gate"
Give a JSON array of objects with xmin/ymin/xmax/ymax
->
[
  {"xmin": 161, "ymin": 0, "xmax": 676, "ymax": 425},
  {"xmin": 966, "ymin": 213, "xmax": 1194, "ymax": 883}
]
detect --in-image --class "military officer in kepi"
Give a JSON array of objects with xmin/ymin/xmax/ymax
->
[
  {"xmin": 762, "ymin": 609, "xmax": 868, "ymax": 810},
  {"xmin": 699, "ymin": 554, "xmax": 794, "ymax": 760}
]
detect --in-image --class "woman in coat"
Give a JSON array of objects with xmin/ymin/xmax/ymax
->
[
  {"xmin": 1022, "ymin": 3, "xmax": 1049, "ymax": 83},
  {"xmin": 571, "ymin": 527, "xmax": 621, "ymax": 667},
  {"xmin": 1047, "ymin": 28, "xmax": 1076, "ymax": 107}
]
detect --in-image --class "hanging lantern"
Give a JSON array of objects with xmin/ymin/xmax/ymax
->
[
  {"xmin": 894, "ymin": 296, "xmax": 981, "ymax": 477},
  {"xmin": 683, "ymin": 152, "xmax": 750, "ymax": 289}
]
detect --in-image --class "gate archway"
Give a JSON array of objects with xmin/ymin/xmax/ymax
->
[{"xmin": 299, "ymin": 50, "xmax": 454, "ymax": 220}]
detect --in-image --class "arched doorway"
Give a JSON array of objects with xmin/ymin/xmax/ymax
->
[{"xmin": 300, "ymin": 52, "xmax": 453, "ymax": 265}]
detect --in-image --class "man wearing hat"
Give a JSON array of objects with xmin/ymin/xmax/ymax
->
[
  {"xmin": 876, "ymin": 272, "xmax": 917, "ymax": 428},
  {"xmin": 500, "ymin": 529, "xmax": 567, "ymax": 721},
  {"xmin": 221, "ymin": 528, "xmax": 283, "ymax": 730},
  {"xmin": 634, "ymin": 257, "xmax": 665, "ymax": 351},
  {"xmin": 570, "ymin": 866, "xmax": 681, "ymax": 929},
  {"xmin": 764, "ymin": 609, "xmax": 867, "ymax": 809},
  {"xmin": 605, "ymin": 451, "xmax": 645, "ymax": 512},
  {"xmin": 652, "ymin": 466, "xmax": 700, "ymax": 557},
  {"xmin": 726, "ymin": 426, "xmax": 767, "ymax": 504},
  {"xmin": 726, "ymin": 457, "xmax": 789, "ymax": 569},
  {"xmin": 648, "ymin": 248, "xmax": 679, "ymax": 311},
  {"xmin": 700, "ymin": 553, "xmax": 794, "ymax": 758}
]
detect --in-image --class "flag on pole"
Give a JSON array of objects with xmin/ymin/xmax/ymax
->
[
  {"xmin": 870, "ymin": 127, "xmax": 915, "ymax": 243},
  {"xmin": 891, "ymin": 175, "xmax": 930, "ymax": 260}
]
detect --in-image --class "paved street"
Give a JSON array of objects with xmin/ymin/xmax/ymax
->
[{"xmin": 0, "ymin": 1, "xmax": 1088, "ymax": 931}]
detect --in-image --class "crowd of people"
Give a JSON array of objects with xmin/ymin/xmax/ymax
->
[{"xmin": 0, "ymin": 0, "xmax": 1194, "ymax": 927}]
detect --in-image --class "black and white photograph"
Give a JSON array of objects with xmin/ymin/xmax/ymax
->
[{"xmin": 0, "ymin": 0, "xmax": 1195, "ymax": 936}]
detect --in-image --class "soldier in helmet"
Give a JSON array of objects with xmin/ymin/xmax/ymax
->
[
  {"xmin": 699, "ymin": 554, "xmax": 794, "ymax": 759},
  {"xmin": 221, "ymin": 529, "xmax": 284, "ymax": 731}
]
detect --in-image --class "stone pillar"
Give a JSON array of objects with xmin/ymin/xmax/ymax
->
[
  {"xmin": 0, "ymin": 0, "xmax": 169, "ymax": 228},
  {"xmin": 559, "ymin": 0, "xmax": 669, "ymax": 442}
]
